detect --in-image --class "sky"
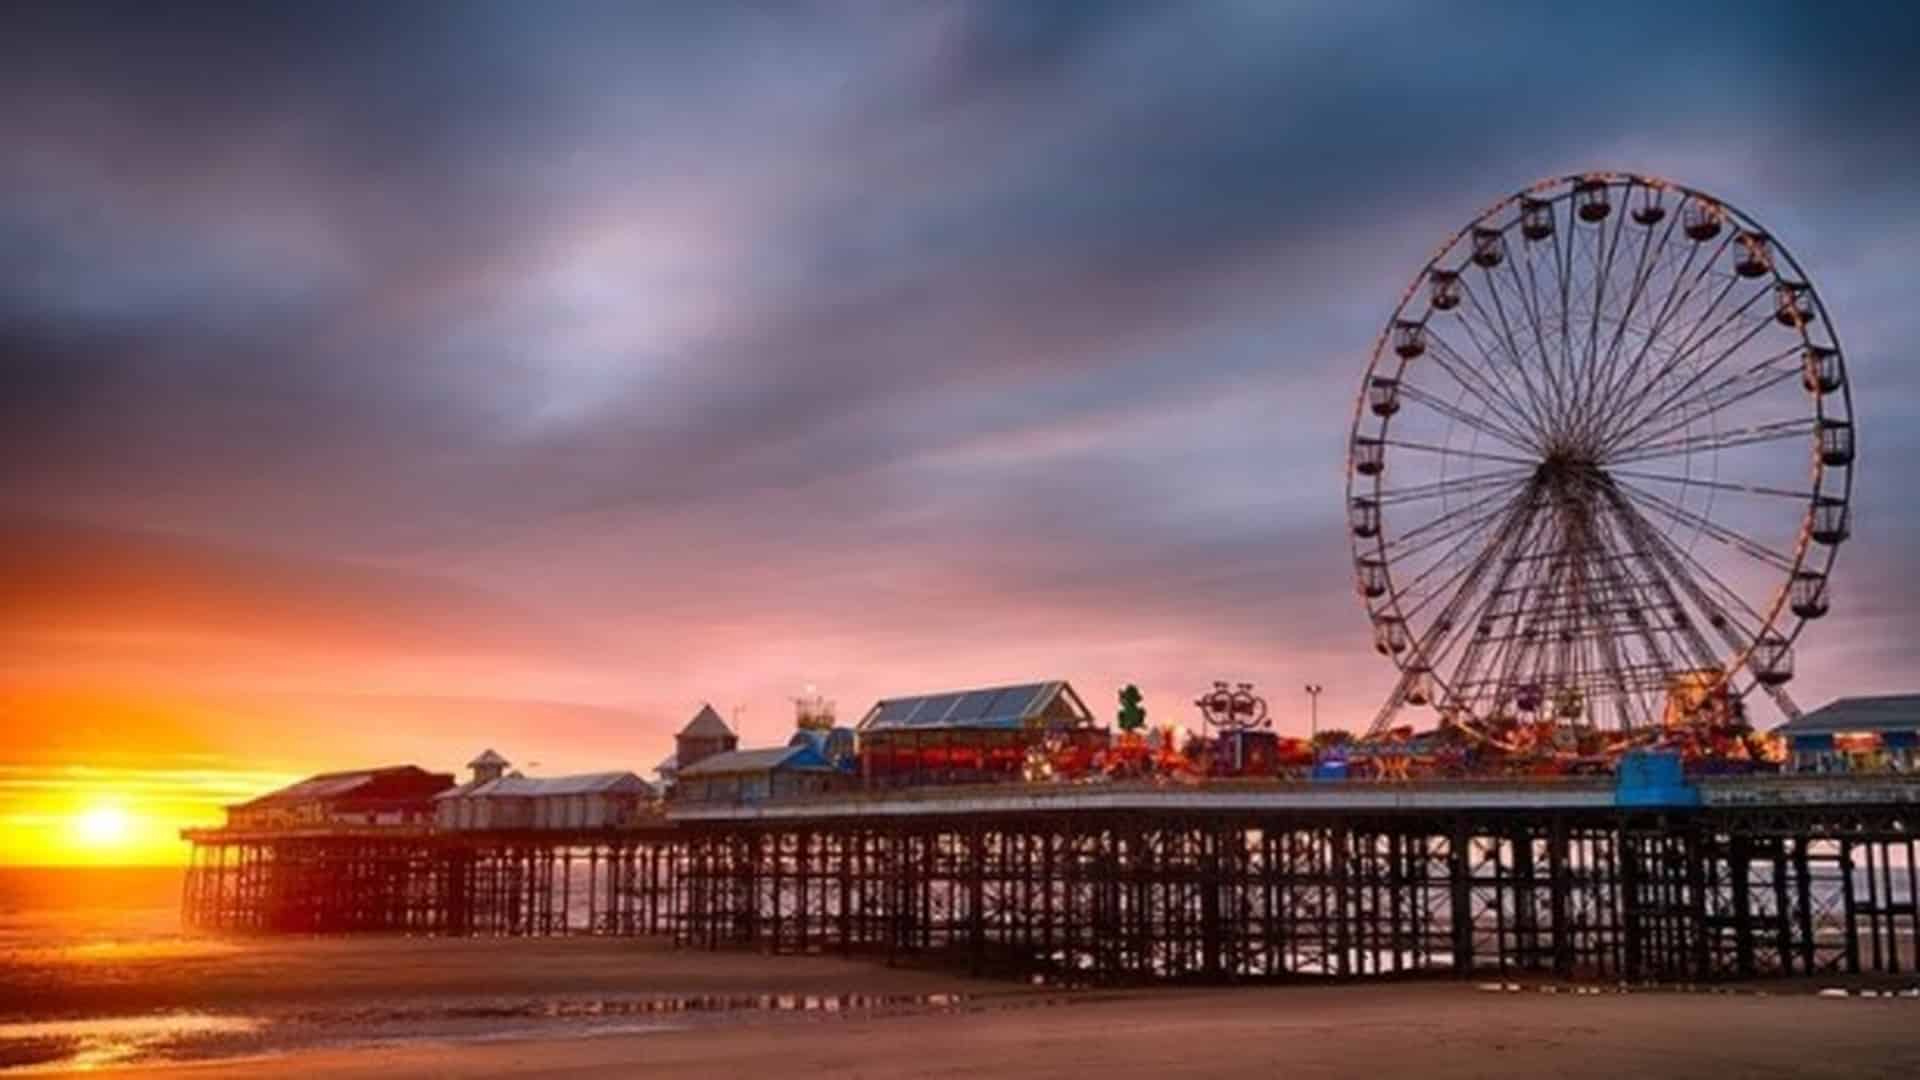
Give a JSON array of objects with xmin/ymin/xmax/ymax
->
[{"xmin": 4, "ymin": 1, "xmax": 1919, "ymax": 864}]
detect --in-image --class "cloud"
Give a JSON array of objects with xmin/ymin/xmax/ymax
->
[{"xmin": 0, "ymin": 0, "xmax": 1917, "ymax": 794}]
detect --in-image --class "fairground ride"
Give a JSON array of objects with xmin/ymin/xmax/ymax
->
[{"xmin": 1348, "ymin": 172, "xmax": 1854, "ymax": 753}]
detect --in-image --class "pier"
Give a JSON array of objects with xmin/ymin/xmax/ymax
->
[{"xmin": 183, "ymin": 776, "xmax": 1920, "ymax": 984}]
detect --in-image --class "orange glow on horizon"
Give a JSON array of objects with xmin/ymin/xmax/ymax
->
[{"xmin": 0, "ymin": 763, "xmax": 300, "ymax": 868}]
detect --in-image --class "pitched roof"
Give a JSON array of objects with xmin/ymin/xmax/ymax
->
[
  {"xmin": 1781, "ymin": 694, "xmax": 1920, "ymax": 735},
  {"xmin": 436, "ymin": 771, "xmax": 654, "ymax": 799},
  {"xmin": 678, "ymin": 704, "xmax": 734, "ymax": 739},
  {"xmin": 235, "ymin": 766, "xmax": 453, "ymax": 809},
  {"xmin": 467, "ymin": 748, "xmax": 510, "ymax": 768},
  {"xmin": 675, "ymin": 744, "xmax": 832, "ymax": 779},
  {"xmin": 857, "ymin": 681, "xmax": 1090, "ymax": 732}
]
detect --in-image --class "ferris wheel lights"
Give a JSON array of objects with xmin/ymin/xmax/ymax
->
[
  {"xmin": 1392, "ymin": 320, "xmax": 1427, "ymax": 358},
  {"xmin": 1520, "ymin": 197, "xmax": 1554, "ymax": 241},
  {"xmin": 1684, "ymin": 198, "xmax": 1724, "ymax": 241},
  {"xmin": 1818, "ymin": 420, "xmax": 1855, "ymax": 467},
  {"xmin": 1734, "ymin": 231, "xmax": 1774, "ymax": 278},
  {"xmin": 1803, "ymin": 346, "xmax": 1844, "ymax": 394},
  {"xmin": 1775, "ymin": 281, "xmax": 1815, "ymax": 327}
]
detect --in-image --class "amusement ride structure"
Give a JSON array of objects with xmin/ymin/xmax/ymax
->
[{"xmin": 1349, "ymin": 172, "xmax": 1854, "ymax": 753}]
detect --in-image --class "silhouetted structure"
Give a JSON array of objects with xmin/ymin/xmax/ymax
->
[
  {"xmin": 674, "ymin": 705, "xmax": 738, "ymax": 774},
  {"xmin": 224, "ymin": 765, "xmax": 452, "ymax": 830}
]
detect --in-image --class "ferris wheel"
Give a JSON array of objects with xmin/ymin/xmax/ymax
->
[{"xmin": 1347, "ymin": 172, "xmax": 1854, "ymax": 747}]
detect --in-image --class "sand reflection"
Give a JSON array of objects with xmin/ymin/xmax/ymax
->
[{"xmin": 0, "ymin": 1013, "xmax": 261, "ymax": 1072}]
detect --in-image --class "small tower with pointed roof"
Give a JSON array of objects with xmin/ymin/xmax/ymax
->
[
  {"xmin": 675, "ymin": 704, "xmax": 737, "ymax": 772},
  {"xmin": 466, "ymin": 748, "xmax": 510, "ymax": 786}
]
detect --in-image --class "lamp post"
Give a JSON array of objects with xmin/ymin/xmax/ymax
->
[{"xmin": 1304, "ymin": 684, "xmax": 1324, "ymax": 750}]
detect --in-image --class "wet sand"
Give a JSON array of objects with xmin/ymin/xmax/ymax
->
[
  {"xmin": 7, "ymin": 932, "xmax": 1919, "ymax": 1078},
  {"xmin": 2, "ymin": 934, "xmax": 972, "ymax": 1018},
  {"xmin": 1, "ymin": 935, "xmax": 989, "ymax": 1072},
  {"xmin": 48, "ymin": 980, "xmax": 1920, "ymax": 1080}
]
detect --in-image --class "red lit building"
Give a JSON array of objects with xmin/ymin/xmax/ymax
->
[{"xmin": 857, "ymin": 680, "xmax": 1102, "ymax": 787}]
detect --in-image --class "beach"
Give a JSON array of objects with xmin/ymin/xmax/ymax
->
[
  {"xmin": 25, "ymin": 974, "xmax": 1920, "ymax": 1080},
  {"xmin": 5, "ymin": 868, "xmax": 1919, "ymax": 1077}
]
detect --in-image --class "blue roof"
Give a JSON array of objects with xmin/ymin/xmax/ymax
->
[
  {"xmin": 675, "ymin": 743, "xmax": 832, "ymax": 779},
  {"xmin": 858, "ymin": 681, "xmax": 1084, "ymax": 732}
]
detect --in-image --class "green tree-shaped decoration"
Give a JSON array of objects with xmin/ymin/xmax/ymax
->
[{"xmin": 1117, "ymin": 684, "xmax": 1147, "ymax": 733}]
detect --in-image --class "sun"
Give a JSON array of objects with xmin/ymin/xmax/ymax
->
[{"xmin": 73, "ymin": 805, "xmax": 132, "ymax": 848}]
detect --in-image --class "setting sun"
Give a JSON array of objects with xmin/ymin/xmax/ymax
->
[{"xmin": 73, "ymin": 805, "xmax": 133, "ymax": 848}]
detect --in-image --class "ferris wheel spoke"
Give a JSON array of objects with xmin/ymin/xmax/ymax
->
[
  {"xmin": 1611, "ymin": 477, "xmax": 1799, "ymax": 572},
  {"xmin": 1582, "ymin": 511, "xmax": 1680, "ymax": 731},
  {"xmin": 1573, "ymin": 196, "xmax": 1633, "ymax": 441},
  {"xmin": 1503, "ymin": 240, "xmax": 1571, "ymax": 429},
  {"xmin": 1375, "ymin": 467, "xmax": 1533, "ymax": 506},
  {"xmin": 1588, "ymin": 518, "xmax": 1721, "ymax": 687},
  {"xmin": 1386, "ymin": 483, "xmax": 1533, "ymax": 563},
  {"xmin": 1581, "ymin": 203, "xmax": 1672, "ymax": 448},
  {"xmin": 1417, "ymin": 487, "xmax": 1553, "ymax": 723},
  {"xmin": 1607, "ymin": 417, "xmax": 1814, "ymax": 467},
  {"xmin": 1420, "ymin": 326, "xmax": 1553, "ymax": 447},
  {"xmin": 1607, "ymin": 467, "xmax": 1815, "ymax": 501},
  {"xmin": 1395, "ymin": 383, "xmax": 1544, "ymax": 458},
  {"xmin": 1550, "ymin": 201, "xmax": 1579, "ymax": 408},
  {"xmin": 1467, "ymin": 259, "xmax": 1563, "ymax": 438},
  {"xmin": 1381, "ymin": 439, "xmax": 1539, "ymax": 468},
  {"xmin": 1391, "ymin": 483, "xmax": 1537, "ymax": 609},
  {"xmin": 1589, "ymin": 228, "xmax": 1733, "ymax": 435},
  {"xmin": 1602, "ymin": 302, "xmax": 1782, "ymax": 452},
  {"xmin": 1599, "ymin": 279, "xmax": 1773, "ymax": 448},
  {"xmin": 1382, "ymin": 488, "xmax": 1538, "ymax": 578},
  {"xmin": 1524, "ymin": 250, "xmax": 1575, "ymax": 428},
  {"xmin": 1602, "ymin": 487, "xmax": 1784, "ymax": 673},
  {"xmin": 1443, "ymin": 293, "xmax": 1557, "ymax": 445},
  {"xmin": 1651, "ymin": 527, "xmax": 1775, "ymax": 649},
  {"xmin": 1397, "ymin": 542, "xmax": 1500, "ymax": 625},
  {"xmin": 1608, "ymin": 348, "xmax": 1804, "ymax": 457}
]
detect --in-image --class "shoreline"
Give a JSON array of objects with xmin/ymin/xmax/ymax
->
[
  {"xmin": 7, "ymin": 928, "xmax": 1920, "ymax": 1077},
  {"xmin": 29, "ymin": 979, "xmax": 1920, "ymax": 1080}
]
